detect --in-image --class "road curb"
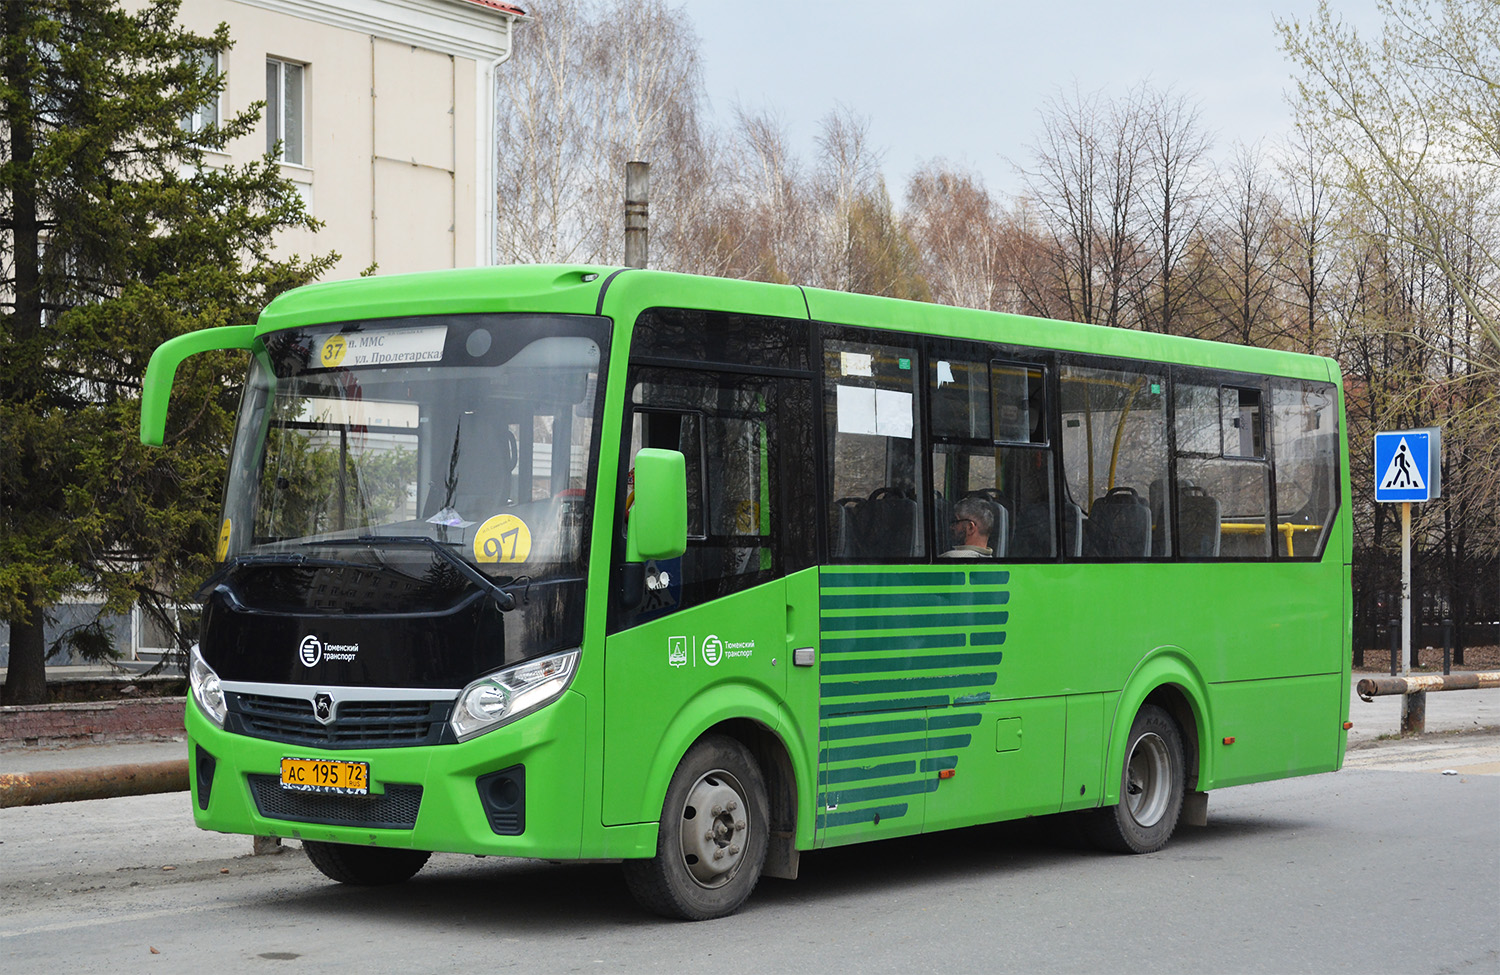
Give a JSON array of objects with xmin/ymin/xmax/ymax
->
[{"xmin": 0, "ymin": 697, "xmax": 186, "ymax": 747}]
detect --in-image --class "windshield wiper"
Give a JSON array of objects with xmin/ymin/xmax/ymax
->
[
  {"xmin": 309, "ymin": 535, "xmax": 517, "ymax": 612},
  {"xmin": 193, "ymin": 552, "xmax": 375, "ymax": 602}
]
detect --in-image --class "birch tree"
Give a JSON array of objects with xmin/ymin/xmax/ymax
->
[
  {"xmin": 493, "ymin": 0, "xmax": 713, "ymax": 270},
  {"xmin": 1279, "ymin": 0, "xmax": 1500, "ymax": 360},
  {"xmin": 1016, "ymin": 84, "xmax": 1149, "ymax": 327}
]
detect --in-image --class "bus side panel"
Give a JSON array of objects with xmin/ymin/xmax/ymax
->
[
  {"xmin": 779, "ymin": 566, "xmax": 824, "ymax": 851},
  {"xmin": 1204, "ymin": 673, "xmax": 1345, "ymax": 789},
  {"xmin": 921, "ymin": 697, "xmax": 1066, "ymax": 834},
  {"xmin": 1060, "ymin": 692, "xmax": 1106, "ymax": 812},
  {"xmin": 601, "ymin": 579, "xmax": 789, "ymax": 828},
  {"xmin": 815, "ymin": 566, "xmax": 1012, "ymax": 847},
  {"xmin": 1101, "ymin": 649, "xmax": 1213, "ymax": 806},
  {"xmin": 817, "ymin": 710, "xmax": 930, "ymax": 848}
]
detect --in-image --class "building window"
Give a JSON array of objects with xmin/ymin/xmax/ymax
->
[
  {"xmin": 183, "ymin": 50, "xmax": 220, "ymax": 137},
  {"xmin": 265, "ymin": 58, "xmax": 304, "ymax": 165}
]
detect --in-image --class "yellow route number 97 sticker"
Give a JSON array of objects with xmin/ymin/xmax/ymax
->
[{"xmin": 473, "ymin": 514, "xmax": 532, "ymax": 564}]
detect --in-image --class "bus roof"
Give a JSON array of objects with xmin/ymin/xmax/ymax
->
[{"xmin": 256, "ymin": 264, "xmax": 1339, "ymax": 384}]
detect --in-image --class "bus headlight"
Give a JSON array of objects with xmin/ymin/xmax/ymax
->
[
  {"xmin": 451, "ymin": 650, "xmax": 579, "ymax": 742},
  {"xmin": 189, "ymin": 644, "xmax": 228, "ymax": 728}
]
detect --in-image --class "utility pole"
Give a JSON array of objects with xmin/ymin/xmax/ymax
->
[{"xmin": 624, "ymin": 161, "xmax": 649, "ymax": 269}]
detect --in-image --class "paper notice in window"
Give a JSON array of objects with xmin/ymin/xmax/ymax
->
[
  {"xmin": 836, "ymin": 385, "xmax": 912, "ymax": 439},
  {"xmin": 876, "ymin": 389, "xmax": 913, "ymax": 438},
  {"xmin": 840, "ymin": 351, "xmax": 874, "ymax": 377},
  {"xmin": 836, "ymin": 384, "xmax": 878, "ymax": 436}
]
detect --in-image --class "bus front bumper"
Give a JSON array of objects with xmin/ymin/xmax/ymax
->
[{"xmin": 185, "ymin": 689, "xmax": 653, "ymax": 860}]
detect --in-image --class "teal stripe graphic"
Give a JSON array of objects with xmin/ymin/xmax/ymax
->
[
  {"xmin": 818, "ymin": 761, "xmax": 917, "ymax": 786},
  {"xmin": 815, "ymin": 570, "xmax": 1015, "ymax": 838},
  {"xmin": 816, "ymin": 803, "xmax": 909, "ymax": 829},
  {"xmin": 929, "ymin": 713, "xmax": 984, "ymax": 730},
  {"xmin": 821, "ymin": 590, "xmax": 1010, "ymax": 610},
  {"xmin": 820, "ymin": 738, "xmax": 927, "ymax": 763},
  {"xmin": 820, "ymin": 696, "xmax": 950, "ymax": 718},
  {"xmin": 820, "ymin": 732, "xmax": 974, "ymax": 764},
  {"xmin": 820, "ymin": 778, "xmax": 937, "ymax": 806},
  {"xmin": 822, "ymin": 633, "xmax": 967, "ymax": 655},
  {"xmin": 822, "ymin": 672, "xmax": 998, "ymax": 698},
  {"xmin": 821, "ymin": 652, "xmax": 1005, "ymax": 676},
  {"xmin": 925, "ymin": 733, "xmax": 975, "ymax": 751},
  {"xmin": 821, "ymin": 717, "xmax": 926, "ymax": 741},
  {"xmin": 822, "ymin": 571, "xmax": 968, "ymax": 588},
  {"xmin": 821, "ymin": 610, "xmax": 1009, "ymax": 632}
]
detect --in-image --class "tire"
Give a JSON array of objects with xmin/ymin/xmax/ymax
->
[
  {"xmin": 303, "ymin": 840, "xmax": 431, "ymax": 886},
  {"xmin": 622, "ymin": 734, "xmax": 770, "ymax": 920},
  {"xmin": 1087, "ymin": 704, "xmax": 1185, "ymax": 854}
]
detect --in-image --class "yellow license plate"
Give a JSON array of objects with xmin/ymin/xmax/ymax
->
[{"xmin": 280, "ymin": 757, "xmax": 369, "ymax": 795}]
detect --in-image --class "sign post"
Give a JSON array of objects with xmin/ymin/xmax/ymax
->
[{"xmin": 1373, "ymin": 427, "xmax": 1441, "ymax": 733}]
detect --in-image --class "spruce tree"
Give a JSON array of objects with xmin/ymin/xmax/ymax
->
[{"xmin": 1, "ymin": 0, "xmax": 335, "ymax": 703}]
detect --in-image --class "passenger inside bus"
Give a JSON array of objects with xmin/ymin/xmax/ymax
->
[{"xmin": 941, "ymin": 497, "xmax": 996, "ymax": 558}]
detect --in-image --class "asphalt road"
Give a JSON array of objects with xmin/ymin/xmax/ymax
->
[{"xmin": 1, "ymin": 731, "xmax": 1496, "ymax": 975}]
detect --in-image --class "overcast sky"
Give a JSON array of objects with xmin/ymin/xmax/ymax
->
[{"xmin": 690, "ymin": 0, "xmax": 1386, "ymax": 199}]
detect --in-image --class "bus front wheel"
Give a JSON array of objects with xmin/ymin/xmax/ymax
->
[
  {"xmin": 623, "ymin": 734, "xmax": 769, "ymax": 920},
  {"xmin": 1088, "ymin": 704, "xmax": 1185, "ymax": 854},
  {"xmin": 303, "ymin": 840, "xmax": 431, "ymax": 885}
]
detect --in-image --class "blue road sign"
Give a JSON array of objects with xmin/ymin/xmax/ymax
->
[{"xmin": 1374, "ymin": 428, "xmax": 1441, "ymax": 502}]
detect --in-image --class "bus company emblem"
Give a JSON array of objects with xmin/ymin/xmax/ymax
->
[
  {"xmin": 701, "ymin": 635, "xmax": 723, "ymax": 667},
  {"xmin": 299, "ymin": 635, "xmax": 322, "ymax": 666},
  {"xmin": 313, "ymin": 692, "xmax": 335, "ymax": 724}
]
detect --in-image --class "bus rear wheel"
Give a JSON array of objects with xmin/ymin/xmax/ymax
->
[
  {"xmin": 1088, "ymin": 704, "xmax": 1185, "ymax": 854},
  {"xmin": 303, "ymin": 840, "xmax": 431, "ymax": 885},
  {"xmin": 623, "ymin": 734, "xmax": 769, "ymax": 920}
]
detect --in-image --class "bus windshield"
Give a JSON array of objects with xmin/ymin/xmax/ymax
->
[{"xmin": 220, "ymin": 313, "xmax": 609, "ymax": 582}]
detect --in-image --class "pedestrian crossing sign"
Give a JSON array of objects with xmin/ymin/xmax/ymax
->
[{"xmin": 1374, "ymin": 428, "xmax": 1441, "ymax": 502}]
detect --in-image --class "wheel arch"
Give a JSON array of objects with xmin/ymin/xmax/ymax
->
[
  {"xmin": 629, "ymin": 683, "xmax": 809, "ymax": 873},
  {"xmin": 706, "ymin": 718, "xmax": 800, "ymax": 879},
  {"xmin": 1103, "ymin": 646, "xmax": 1211, "ymax": 805}
]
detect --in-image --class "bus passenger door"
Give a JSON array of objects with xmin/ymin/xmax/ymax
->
[{"xmin": 602, "ymin": 367, "xmax": 798, "ymax": 828}]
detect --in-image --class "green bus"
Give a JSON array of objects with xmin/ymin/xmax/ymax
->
[{"xmin": 141, "ymin": 265, "xmax": 1351, "ymax": 920}]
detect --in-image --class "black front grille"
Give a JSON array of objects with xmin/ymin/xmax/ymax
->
[
  {"xmin": 227, "ymin": 692, "xmax": 451, "ymax": 748},
  {"xmin": 249, "ymin": 775, "xmax": 422, "ymax": 829}
]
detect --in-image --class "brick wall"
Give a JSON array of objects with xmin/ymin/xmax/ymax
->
[{"xmin": 0, "ymin": 698, "xmax": 186, "ymax": 746}]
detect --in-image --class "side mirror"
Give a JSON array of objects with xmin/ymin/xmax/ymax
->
[
  {"xmin": 626, "ymin": 448, "xmax": 688, "ymax": 562},
  {"xmin": 140, "ymin": 325, "xmax": 257, "ymax": 445}
]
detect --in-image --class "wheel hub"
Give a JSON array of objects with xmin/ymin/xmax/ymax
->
[
  {"xmin": 677, "ymin": 770, "xmax": 749, "ymax": 888},
  {"xmin": 1124, "ymin": 731, "xmax": 1172, "ymax": 828}
]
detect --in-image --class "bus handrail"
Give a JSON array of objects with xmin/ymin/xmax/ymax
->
[{"xmin": 1219, "ymin": 521, "xmax": 1325, "ymax": 556}]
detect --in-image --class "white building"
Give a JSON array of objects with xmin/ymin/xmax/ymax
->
[{"xmin": 177, "ymin": 0, "xmax": 528, "ymax": 278}]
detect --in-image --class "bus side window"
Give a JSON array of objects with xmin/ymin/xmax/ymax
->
[
  {"xmin": 1174, "ymin": 377, "xmax": 1271, "ymax": 559},
  {"xmin": 1059, "ymin": 361, "xmax": 1171, "ymax": 560},
  {"xmin": 1270, "ymin": 380, "xmax": 1339, "ymax": 559},
  {"xmin": 823, "ymin": 336, "xmax": 925, "ymax": 561},
  {"xmin": 928, "ymin": 354, "xmax": 1056, "ymax": 560},
  {"xmin": 613, "ymin": 369, "xmax": 780, "ymax": 629}
]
